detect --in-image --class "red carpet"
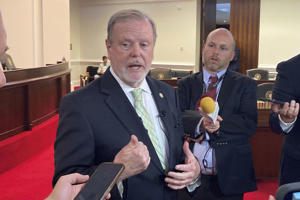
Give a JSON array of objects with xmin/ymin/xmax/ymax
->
[
  {"xmin": 245, "ymin": 179, "xmax": 278, "ymax": 200},
  {"xmin": 0, "ymin": 146, "xmax": 54, "ymax": 200},
  {"xmin": 0, "ymin": 115, "xmax": 58, "ymax": 173},
  {"xmin": 0, "ymin": 115, "xmax": 57, "ymax": 200},
  {"xmin": 0, "ymin": 115, "xmax": 279, "ymax": 200}
]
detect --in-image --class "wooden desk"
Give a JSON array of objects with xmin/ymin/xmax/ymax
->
[
  {"xmin": 250, "ymin": 109, "xmax": 284, "ymax": 178},
  {"xmin": 161, "ymin": 79, "xmax": 178, "ymax": 88},
  {"xmin": 0, "ymin": 63, "xmax": 70, "ymax": 141}
]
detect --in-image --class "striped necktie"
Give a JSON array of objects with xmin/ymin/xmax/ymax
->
[
  {"xmin": 131, "ymin": 88, "xmax": 166, "ymax": 170},
  {"xmin": 195, "ymin": 75, "xmax": 219, "ymax": 110}
]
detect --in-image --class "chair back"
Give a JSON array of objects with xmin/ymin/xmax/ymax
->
[
  {"xmin": 247, "ymin": 69, "xmax": 269, "ymax": 80},
  {"xmin": 171, "ymin": 70, "xmax": 193, "ymax": 79},
  {"xmin": 86, "ymin": 66, "xmax": 99, "ymax": 76},
  {"xmin": 149, "ymin": 68, "xmax": 172, "ymax": 80},
  {"xmin": 86, "ymin": 66, "xmax": 99, "ymax": 83},
  {"xmin": 257, "ymin": 83, "xmax": 274, "ymax": 100},
  {"xmin": 228, "ymin": 46, "xmax": 240, "ymax": 72}
]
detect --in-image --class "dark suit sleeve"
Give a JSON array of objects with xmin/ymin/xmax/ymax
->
[
  {"xmin": 272, "ymin": 62, "xmax": 295, "ymax": 102},
  {"xmin": 269, "ymin": 61, "xmax": 297, "ymax": 135},
  {"xmin": 53, "ymin": 95, "xmax": 97, "ymax": 186},
  {"xmin": 219, "ymin": 78, "xmax": 257, "ymax": 139}
]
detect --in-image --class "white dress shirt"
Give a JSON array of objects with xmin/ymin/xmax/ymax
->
[
  {"xmin": 279, "ymin": 114, "xmax": 297, "ymax": 133},
  {"xmin": 110, "ymin": 67, "xmax": 169, "ymax": 164},
  {"xmin": 193, "ymin": 68, "xmax": 226, "ymax": 175}
]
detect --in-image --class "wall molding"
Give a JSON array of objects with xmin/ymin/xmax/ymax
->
[
  {"xmin": 80, "ymin": 0, "xmax": 194, "ymax": 6},
  {"xmin": 69, "ymin": 59, "xmax": 195, "ymax": 88},
  {"xmin": 70, "ymin": 59, "xmax": 195, "ymax": 70}
]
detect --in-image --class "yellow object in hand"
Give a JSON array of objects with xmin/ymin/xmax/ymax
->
[{"xmin": 200, "ymin": 97, "xmax": 216, "ymax": 114}]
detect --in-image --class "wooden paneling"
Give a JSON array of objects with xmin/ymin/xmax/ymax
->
[
  {"xmin": 199, "ymin": 0, "xmax": 216, "ymax": 71},
  {"xmin": 250, "ymin": 126, "xmax": 284, "ymax": 178},
  {"xmin": 249, "ymin": 109, "xmax": 284, "ymax": 178},
  {"xmin": 230, "ymin": 0, "xmax": 261, "ymax": 74},
  {"xmin": 0, "ymin": 86, "xmax": 27, "ymax": 138},
  {"xmin": 0, "ymin": 63, "xmax": 70, "ymax": 141},
  {"xmin": 28, "ymin": 79, "xmax": 59, "ymax": 128}
]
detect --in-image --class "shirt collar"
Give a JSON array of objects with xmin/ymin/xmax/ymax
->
[
  {"xmin": 110, "ymin": 67, "xmax": 151, "ymax": 95},
  {"xmin": 202, "ymin": 68, "xmax": 227, "ymax": 84}
]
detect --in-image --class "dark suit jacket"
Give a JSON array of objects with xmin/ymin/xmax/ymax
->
[
  {"xmin": 53, "ymin": 70, "xmax": 185, "ymax": 200},
  {"xmin": 269, "ymin": 54, "xmax": 300, "ymax": 183},
  {"xmin": 178, "ymin": 70, "xmax": 257, "ymax": 195}
]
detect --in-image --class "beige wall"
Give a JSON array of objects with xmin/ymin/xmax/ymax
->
[
  {"xmin": 3, "ymin": 0, "xmax": 299, "ymax": 84},
  {"xmin": 69, "ymin": 0, "xmax": 197, "ymax": 86},
  {"xmin": 0, "ymin": 0, "xmax": 70, "ymax": 68},
  {"xmin": 42, "ymin": 0, "xmax": 70, "ymax": 65},
  {"xmin": 259, "ymin": 0, "xmax": 300, "ymax": 69},
  {"xmin": 0, "ymin": 0, "xmax": 34, "ymax": 68},
  {"xmin": 73, "ymin": 0, "xmax": 196, "ymax": 65}
]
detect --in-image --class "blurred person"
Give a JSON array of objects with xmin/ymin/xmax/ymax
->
[
  {"xmin": 0, "ymin": 11, "xmax": 7, "ymax": 87},
  {"xmin": 178, "ymin": 28, "xmax": 257, "ymax": 200},
  {"xmin": 97, "ymin": 55, "xmax": 110, "ymax": 75},
  {"xmin": 53, "ymin": 9, "xmax": 200, "ymax": 200},
  {"xmin": 269, "ymin": 54, "xmax": 300, "ymax": 186}
]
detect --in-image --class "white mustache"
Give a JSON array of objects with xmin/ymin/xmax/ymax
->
[{"xmin": 129, "ymin": 59, "xmax": 144, "ymax": 66}]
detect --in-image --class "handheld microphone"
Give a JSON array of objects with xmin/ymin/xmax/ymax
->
[
  {"xmin": 200, "ymin": 97, "xmax": 216, "ymax": 114},
  {"xmin": 199, "ymin": 97, "xmax": 219, "ymax": 124}
]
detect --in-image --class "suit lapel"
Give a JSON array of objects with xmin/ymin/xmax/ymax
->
[
  {"xmin": 100, "ymin": 71, "xmax": 143, "ymax": 135},
  {"xmin": 218, "ymin": 71, "xmax": 235, "ymax": 113},
  {"xmin": 193, "ymin": 73, "xmax": 204, "ymax": 107},
  {"xmin": 100, "ymin": 72, "xmax": 165, "ymax": 172}
]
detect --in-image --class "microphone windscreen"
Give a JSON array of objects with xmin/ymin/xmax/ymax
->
[{"xmin": 200, "ymin": 97, "xmax": 216, "ymax": 114}]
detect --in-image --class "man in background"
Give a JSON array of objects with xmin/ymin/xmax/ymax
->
[
  {"xmin": 53, "ymin": 9, "xmax": 200, "ymax": 200},
  {"xmin": 0, "ymin": 11, "xmax": 7, "ymax": 87},
  {"xmin": 178, "ymin": 28, "xmax": 257, "ymax": 200},
  {"xmin": 98, "ymin": 55, "xmax": 110, "ymax": 75},
  {"xmin": 269, "ymin": 54, "xmax": 300, "ymax": 186}
]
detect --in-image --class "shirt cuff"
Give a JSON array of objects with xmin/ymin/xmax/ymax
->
[
  {"xmin": 187, "ymin": 174, "xmax": 201, "ymax": 192},
  {"xmin": 279, "ymin": 114, "xmax": 297, "ymax": 133}
]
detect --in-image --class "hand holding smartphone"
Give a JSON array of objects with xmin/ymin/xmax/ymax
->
[
  {"xmin": 74, "ymin": 162, "xmax": 124, "ymax": 200},
  {"xmin": 258, "ymin": 98, "xmax": 285, "ymax": 105}
]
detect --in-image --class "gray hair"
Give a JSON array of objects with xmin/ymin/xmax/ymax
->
[{"xmin": 107, "ymin": 9, "xmax": 157, "ymax": 44}]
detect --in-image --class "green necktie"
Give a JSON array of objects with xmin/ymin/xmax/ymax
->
[{"xmin": 131, "ymin": 88, "xmax": 166, "ymax": 170}]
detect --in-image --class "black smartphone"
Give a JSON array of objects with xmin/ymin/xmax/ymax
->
[
  {"xmin": 74, "ymin": 162, "xmax": 124, "ymax": 200},
  {"xmin": 258, "ymin": 98, "xmax": 285, "ymax": 105}
]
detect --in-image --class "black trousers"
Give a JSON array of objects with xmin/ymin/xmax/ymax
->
[
  {"xmin": 279, "ymin": 152, "xmax": 300, "ymax": 186},
  {"xmin": 177, "ymin": 174, "xmax": 243, "ymax": 200}
]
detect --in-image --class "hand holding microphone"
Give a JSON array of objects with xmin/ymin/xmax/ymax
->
[
  {"xmin": 198, "ymin": 97, "xmax": 219, "ymax": 124},
  {"xmin": 198, "ymin": 97, "xmax": 223, "ymax": 133}
]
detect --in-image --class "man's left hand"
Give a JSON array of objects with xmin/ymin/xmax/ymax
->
[{"xmin": 165, "ymin": 141, "xmax": 200, "ymax": 190}]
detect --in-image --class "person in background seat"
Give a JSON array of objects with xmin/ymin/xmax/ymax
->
[
  {"xmin": 97, "ymin": 55, "xmax": 110, "ymax": 75},
  {"xmin": 0, "ymin": 11, "xmax": 7, "ymax": 87}
]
